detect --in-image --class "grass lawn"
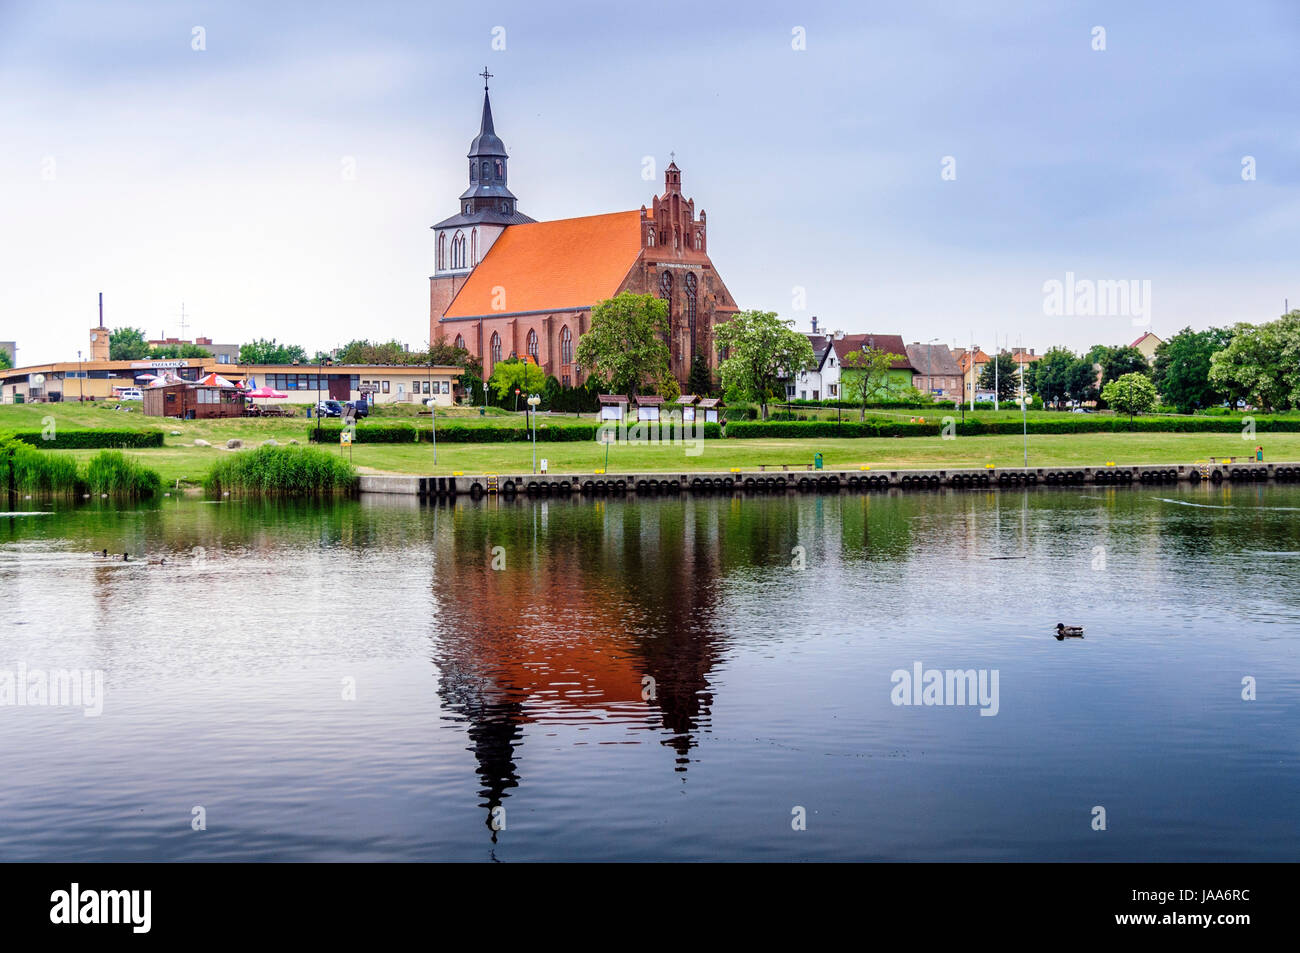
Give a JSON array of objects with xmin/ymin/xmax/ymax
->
[{"xmin": 4, "ymin": 403, "xmax": 1295, "ymax": 484}]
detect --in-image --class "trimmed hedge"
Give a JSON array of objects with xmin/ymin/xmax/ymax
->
[
  {"xmin": 725, "ymin": 417, "xmax": 1300, "ymax": 439},
  {"xmin": 10, "ymin": 430, "xmax": 165, "ymax": 449},
  {"xmin": 308, "ymin": 421, "xmax": 722, "ymax": 444}
]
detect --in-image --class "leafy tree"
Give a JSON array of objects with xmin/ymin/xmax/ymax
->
[
  {"xmin": 1098, "ymin": 344, "xmax": 1150, "ymax": 386},
  {"xmin": 109, "ymin": 327, "xmax": 150, "ymax": 361},
  {"xmin": 714, "ymin": 310, "xmax": 814, "ymax": 420},
  {"xmin": 1151, "ymin": 326, "xmax": 1231, "ymax": 412},
  {"xmin": 427, "ymin": 333, "xmax": 472, "ymax": 368},
  {"xmin": 488, "ymin": 358, "xmax": 546, "ymax": 405},
  {"xmin": 1066, "ymin": 358, "xmax": 1099, "ymax": 406},
  {"xmin": 976, "ymin": 352, "xmax": 1019, "ymax": 403},
  {"xmin": 1101, "ymin": 372, "xmax": 1157, "ymax": 419},
  {"xmin": 1028, "ymin": 347, "xmax": 1079, "ymax": 408},
  {"xmin": 1209, "ymin": 312, "xmax": 1300, "ymax": 411},
  {"xmin": 574, "ymin": 292, "xmax": 671, "ymax": 396},
  {"xmin": 841, "ymin": 346, "xmax": 898, "ymax": 421},
  {"xmin": 687, "ymin": 352, "xmax": 714, "ymax": 397},
  {"xmin": 0, "ymin": 348, "xmax": 12, "ymax": 370},
  {"xmin": 240, "ymin": 338, "xmax": 307, "ymax": 365}
]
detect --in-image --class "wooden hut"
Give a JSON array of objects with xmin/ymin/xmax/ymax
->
[
  {"xmin": 698, "ymin": 397, "xmax": 724, "ymax": 423},
  {"xmin": 143, "ymin": 381, "xmax": 244, "ymax": 419}
]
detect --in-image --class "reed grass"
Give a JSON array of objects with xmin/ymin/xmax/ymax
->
[
  {"xmin": 82, "ymin": 450, "xmax": 163, "ymax": 498},
  {"xmin": 204, "ymin": 445, "xmax": 358, "ymax": 496}
]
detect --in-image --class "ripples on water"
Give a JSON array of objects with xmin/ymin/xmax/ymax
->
[{"xmin": 1, "ymin": 484, "xmax": 1297, "ymax": 861}]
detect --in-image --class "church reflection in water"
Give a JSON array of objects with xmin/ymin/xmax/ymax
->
[{"xmin": 428, "ymin": 497, "xmax": 735, "ymax": 837}]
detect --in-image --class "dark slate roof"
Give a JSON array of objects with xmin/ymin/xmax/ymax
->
[
  {"xmin": 468, "ymin": 90, "xmax": 507, "ymax": 157},
  {"xmin": 431, "ymin": 208, "xmax": 537, "ymax": 229},
  {"xmin": 828, "ymin": 333, "xmax": 914, "ymax": 371},
  {"xmin": 904, "ymin": 342, "xmax": 961, "ymax": 376},
  {"xmin": 805, "ymin": 333, "xmax": 833, "ymax": 367}
]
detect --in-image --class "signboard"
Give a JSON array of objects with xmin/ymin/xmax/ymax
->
[
  {"xmin": 340, "ymin": 431, "xmax": 353, "ymax": 446},
  {"xmin": 131, "ymin": 360, "xmax": 190, "ymax": 369},
  {"xmin": 359, "ymin": 384, "xmax": 379, "ymax": 394}
]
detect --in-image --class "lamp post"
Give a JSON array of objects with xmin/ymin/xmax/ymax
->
[
  {"xmin": 316, "ymin": 356, "xmax": 323, "ymax": 437},
  {"xmin": 527, "ymin": 394, "xmax": 540, "ymax": 473},
  {"xmin": 925, "ymin": 337, "xmax": 939, "ymax": 397},
  {"xmin": 77, "ymin": 350, "xmax": 84, "ymax": 402},
  {"xmin": 429, "ymin": 357, "xmax": 438, "ymax": 466}
]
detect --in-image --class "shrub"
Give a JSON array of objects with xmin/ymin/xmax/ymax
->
[
  {"xmin": 82, "ymin": 451, "xmax": 162, "ymax": 498},
  {"xmin": 0, "ymin": 434, "xmax": 81, "ymax": 493},
  {"xmin": 10, "ymin": 430, "xmax": 164, "ymax": 449},
  {"xmin": 205, "ymin": 445, "xmax": 358, "ymax": 496}
]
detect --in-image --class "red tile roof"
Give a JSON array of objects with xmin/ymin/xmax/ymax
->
[
  {"xmin": 443, "ymin": 211, "xmax": 643, "ymax": 318},
  {"xmin": 829, "ymin": 333, "xmax": 913, "ymax": 370}
]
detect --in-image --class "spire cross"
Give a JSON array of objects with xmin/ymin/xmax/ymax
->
[
  {"xmin": 669, "ymin": 151, "xmax": 675, "ymax": 163},
  {"xmin": 479, "ymin": 67, "xmax": 493, "ymax": 89}
]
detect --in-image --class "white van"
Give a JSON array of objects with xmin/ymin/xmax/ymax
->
[{"xmin": 115, "ymin": 387, "xmax": 143, "ymax": 401}]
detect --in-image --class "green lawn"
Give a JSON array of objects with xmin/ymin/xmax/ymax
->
[{"xmin": 4, "ymin": 403, "xmax": 1296, "ymax": 485}]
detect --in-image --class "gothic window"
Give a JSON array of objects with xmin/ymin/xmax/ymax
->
[
  {"xmin": 685, "ymin": 272, "xmax": 698, "ymax": 342},
  {"xmin": 471, "ymin": 228, "xmax": 478, "ymax": 266},
  {"xmin": 494, "ymin": 159, "xmax": 504, "ymax": 179},
  {"xmin": 470, "ymin": 161, "xmax": 477, "ymax": 181},
  {"xmin": 696, "ymin": 230, "xmax": 703, "ymax": 250},
  {"xmin": 481, "ymin": 160, "xmax": 490, "ymax": 180},
  {"xmin": 490, "ymin": 332, "xmax": 502, "ymax": 364},
  {"xmin": 451, "ymin": 231, "xmax": 466, "ymax": 269},
  {"xmin": 560, "ymin": 326, "xmax": 573, "ymax": 364},
  {"xmin": 454, "ymin": 334, "xmax": 465, "ymax": 350},
  {"xmin": 437, "ymin": 233, "xmax": 446, "ymax": 271},
  {"xmin": 527, "ymin": 329, "xmax": 538, "ymax": 360},
  {"xmin": 659, "ymin": 270, "xmax": 673, "ymax": 301}
]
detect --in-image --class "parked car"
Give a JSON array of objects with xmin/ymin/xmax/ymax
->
[
  {"xmin": 317, "ymin": 400, "xmax": 344, "ymax": 417},
  {"xmin": 116, "ymin": 388, "xmax": 143, "ymax": 401},
  {"xmin": 347, "ymin": 400, "xmax": 369, "ymax": 418}
]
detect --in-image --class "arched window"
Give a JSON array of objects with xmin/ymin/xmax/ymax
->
[
  {"xmin": 494, "ymin": 159, "xmax": 504, "ymax": 179},
  {"xmin": 490, "ymin": 332, "xmax": 502, "ymax": 364},
  {"xmin": 481, "ymin": 160, "xmax": 490, "ymax": 180},
  {"xmin": 647, "ymin": 228, "xmax": 655, "ymax": 247},
  {"xmin": 437, "ymin": 233, "xmax": 446, "ymax": 271},
  {"xmin": 451, "ymin": 231, "xmax": 466, "ymax": 269},
  {"xmin": 695, "ymin": 230, "xmax": 703, "ymax": 250},
  {"xmin": 454, "ymin": 334, "xmax": 465, "ymax": 350},
  {"xmin": 659, "ymin": 270, "xmax": 673, "ymax": 301},
  {"xmin": 685, "ymin": 272, "xmax": 698, "ymax": 345},
  {"xmin": 469, "ymin": 161, "xmax": 477, "ymax": 181},
  {"xmin": 559, "ymin": 326, "xmax": 573, "ymax": 364},
  {"xmin": 471, "ymin": 228, "xmax": 478, "ymax": 266},
  {"xmin": 526, "ymin": 329, "xmax": 538, "ymax": 360}
]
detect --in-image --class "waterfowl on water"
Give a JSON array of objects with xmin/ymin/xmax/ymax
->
[
  {"xmin": 1055, "ymin": 623, "xmax": 1084, "ymax": 640},
  {"xmin": 121, "ymin": 552, "xmax": 129, "ymax": 562},
  {"xmin": 148, "ymin": 557, "xmax": 167, "ymax": 566},
  {"xmin": 92, "ymin": 548, "xmax": 107, "ymax": 557}
]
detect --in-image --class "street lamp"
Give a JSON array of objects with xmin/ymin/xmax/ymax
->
[
  {"xmin": 527, "ymin": 394, "xmax": 540, "ymax": 473},
  {"xmin": 77, "ymin": 350, "xmax": 84, "ymax": 402},
  {"xmin": 925, "ymin": 337, "xmax": 939, "ymax": 397},
  {"xmin": 428, "ymin": 356, "xmax": 438, "ymax": 466}
]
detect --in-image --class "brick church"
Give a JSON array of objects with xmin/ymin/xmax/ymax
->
[{"xmin": 429, "ymin": 75, "xmax": 739, "ymax": 389}]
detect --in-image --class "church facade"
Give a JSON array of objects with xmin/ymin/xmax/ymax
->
[{"xmin": 429, "ymin": 81, "xmax": 739, "ymax": 389}]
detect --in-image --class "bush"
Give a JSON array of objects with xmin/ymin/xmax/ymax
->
[
  {"xmin": 10, "ymin": 430, "xmax": 164, "ymax": 449},
  {"xmin": 83, "ymin": 451, "xmax": 162, "ymax": 498},
  {"xmin": 723, "ymin": 416, "xmax": 1300, "ymax": 439},
  {"xmin": 205, "ymin": 445, "xmax": 358, "ymax": 496},
  {"xmin": 307, "ymin": 422, "xmax": 721, "ymax": 443}
]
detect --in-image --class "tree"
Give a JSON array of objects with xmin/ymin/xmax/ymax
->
[
  {"xmin": 0, "ymin": 348, "xmax": 11, "ymax": 371},
  {"xmin": 109, "ymin": 327, "xmax": 150, "ymax": 361},
  {"xmin": 841, "ymin": 346, "xmax": 898, "ymax": 421},
  {"xmin": 1098, "ymin": 344, "xmax": 1150, "ymax": 387},
  {"xmin": 687, "ymin": 352, "xmax": 714, "ymax": 397},
  {"xmin": 1029, "ymin": 347, "xmax": 1079, "ymax": 408},
  {"xmin": 1101, "ymin": 372, "xmax": 1157, "ymax": 420},
  {"xmin": 977, "ymin": 352, "xmax": 1019, "ymax": 403},
  {"xmin": 1209, "ymin": 312, "xmax": 1300, "ymax": 412},
  {"xmin": 488, "ymin": 358, "xmax": 546, "ymax": 405},
  {"xmin": 1151, "ymin": 326, "xmax": 1231, "ymax": 412},
  {"xmin": 1066, "ymin": 358, "xmax": 1099, "ymax": 406},
  {"xmin": 714, "ymin": 310, "xmax": 813, "ymax": 420},
  {"xmin": 574, "ymin": 292, "xmax": 671, "ymax": 396},
  {"xmin": 240, "ymin": 338, "xmax": 307, "ymax": 365}
]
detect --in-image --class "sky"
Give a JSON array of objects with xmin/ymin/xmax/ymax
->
[{"xmin": 1, "ymin": 0, "xmax": 1298, "ymax": 366}]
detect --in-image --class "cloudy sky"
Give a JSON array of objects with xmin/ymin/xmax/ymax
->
[{"xmin": 2, "ymin": 0, "xmax": 1297, "ymax": 365}]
